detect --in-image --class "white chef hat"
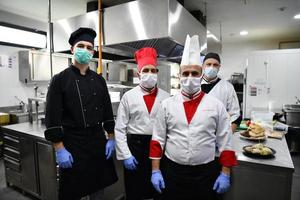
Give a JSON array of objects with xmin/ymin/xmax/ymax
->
[{"xmin": 180, "ymin": 35, "xmax": 202, "ymax": 66}]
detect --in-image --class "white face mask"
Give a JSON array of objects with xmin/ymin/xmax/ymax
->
[
  {"xmin": 180, "ymin": 77, "xmax": 202, "ymax": 94},
  {"xmin": 204, "ymin": 66, "xmax": 219, "ymax": 79},
  {"xmin": 140, "ymin": 73, "xmax": 157, "ymax": 89}
]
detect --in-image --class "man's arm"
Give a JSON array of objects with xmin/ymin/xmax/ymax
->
[{"xmin": 44, "ymin": 75, "xmax": 64, "ymax": 146}]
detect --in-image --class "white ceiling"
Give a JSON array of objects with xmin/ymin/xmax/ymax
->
[{"xmin": 1, "ymin": 0, "xmax": 300, "ymax": 43}]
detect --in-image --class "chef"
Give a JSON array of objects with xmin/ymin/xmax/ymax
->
[
  {"xmin": 149, "ymin": 35, "xmax": 237, "ymax": 200},
  {"xmin": 115, "ymin": 47, "xmax": 169, "ymax": 200},
  {"xmin": 44, "ymin": 27, "xmax": 118, "ymax": 200},
  {"xmin": 201, "ymin": 52, "xmax": 241, "ymax": 132}
]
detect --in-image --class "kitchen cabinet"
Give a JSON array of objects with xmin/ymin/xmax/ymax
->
[
  {"xmin": 37, "ymin": 142, "xmax": 58, "ymax": 200},
  {"xmin": 1, "ymin": 124, "xmax": 58, "ymax": 200},
  {"xmin": 1, "ymin": 122, "xmax": 125, "ymax": 200},
  {"xmin": 19, "ymin": 50, "xmax": 69, "ymax": 83}
]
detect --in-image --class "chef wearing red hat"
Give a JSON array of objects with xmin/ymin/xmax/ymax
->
[{"xmin": 115, "ymin": 47, "xmax": 169, "ymax": 199}]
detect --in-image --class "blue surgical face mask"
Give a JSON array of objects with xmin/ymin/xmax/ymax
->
[
  {"xmin": 204, "ymin": 66, "xmax": 219, "ymax": 79},
  {"xmin": 74, "ymin": 47, "xmax": 93, "ymax": 64}
]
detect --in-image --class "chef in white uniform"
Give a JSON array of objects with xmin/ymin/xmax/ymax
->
[
  {"xmin": 149, "ymin": 35, "xmax": 237, "ymax": 200},
  {"xmin": 115, "ymin": 47, "xmax": 169, "ymax": 200},
  {"xmin": 201, "ymin": 52, "xmax": 241, "ymax": 132}
]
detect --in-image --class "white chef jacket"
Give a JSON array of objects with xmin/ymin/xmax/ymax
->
[
  {"xmin": 115, "ymin": 86, "xmax": 170, "ymax": 160},
  {"xmin": 202, "ymin": 78, "xmax": 240, "ymax": 123},
  {"xmin": 150, "ymin": 92, "xmax": 233, "ymax": 166}
]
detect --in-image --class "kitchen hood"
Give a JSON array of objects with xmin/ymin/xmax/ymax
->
[{"xmin": 53, "ymin": 0, "xmax": 206, "ymax": 60}]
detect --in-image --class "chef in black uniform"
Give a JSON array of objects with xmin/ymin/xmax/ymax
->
[{"xmin": 44, "ymin": 27, "xmax": 118, "ymax": 200}]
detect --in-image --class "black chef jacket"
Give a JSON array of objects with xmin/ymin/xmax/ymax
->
[{"xmin": 44, "ymin": 65, "xmax": 118, "ymax": 199}]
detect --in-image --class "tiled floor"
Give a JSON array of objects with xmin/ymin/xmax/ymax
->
[{"xmin": 1, "ymin": 155, "xmax": 300, "ymax": 200}]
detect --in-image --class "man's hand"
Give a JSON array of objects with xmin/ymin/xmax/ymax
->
[
  {"xmin": 151, "ymin": 170, "xmax": 165, "ymax": 193},
  {"xmin": 213, "ymin": 172, "xmax": 230, "ymax": 193},
  {"xmin": 55, "ymin": 147, "xmax": 73, "ymax": 168},
  {"xmin": 123, "ymin": 156, "xmax": 138, "ymax": 170},
  {"xmin": 105, "ymin": 139, "xmax": 115, "ymax": 159}
]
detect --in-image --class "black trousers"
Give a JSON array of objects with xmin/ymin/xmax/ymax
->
[
  {"xmin": 160, "ymin": 157, "xmax": 220, "ymax": 200},
  {"xmin": 124, "ymin": 134, "xmax": 160, "ymax": 200}
]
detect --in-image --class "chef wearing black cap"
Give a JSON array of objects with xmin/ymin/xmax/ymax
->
[
  {"xmin": 44, "ymin": 27, "xmax": 118, "ymax": 200},
  {"xmin": 201, "ymin": 52, "xmax": 241, "ymax": 132}
]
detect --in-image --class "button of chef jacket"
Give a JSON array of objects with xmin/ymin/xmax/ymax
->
[
  {"xmin": 91, "ymin": 78, "xmax": 94, "ymax": 81},
  {"xmin": 80, "ymin": 94, "xmax": 84, "ymax": 97},
  {"xmin": 93, "ymin": 92, "xmax": 97, "ymax": 96},
  {"xmin": 86, "ymin": 123, "xmax": 90, "ymax": 127},
  {"xmin": 95, "ymin": 107, "xmax": 99, "ymax": 111},
  {"xmin": 83, "ymin": 108, "xmax": 87, "ymax": 112},
  {"xmin": 97, "ymin": 121, "xmax": 100, "ymax": 125}
]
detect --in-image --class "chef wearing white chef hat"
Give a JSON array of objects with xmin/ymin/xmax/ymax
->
[{"xmin": 149, "ymin": 35, "xmax": 237, "ymax": 200}]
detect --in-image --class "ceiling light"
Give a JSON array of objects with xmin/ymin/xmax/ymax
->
[
  {"xmin": 0, "ymin": 23, "xmax": 47, "ymax": 49},
  {"xmin": 294, "ymin": 14, "xmax": 300, "ymax": 19},
  {"xmin": 240, "ymin": 31, "xmax": 248, "ymax": 36}
]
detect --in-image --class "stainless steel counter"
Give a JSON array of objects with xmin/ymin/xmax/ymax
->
[
  {"xmin": 1, "ymin": 122, "xmax": 125, "ymax": 200},
  {"xmin": 224, "ymin": 132, "xmax": 294, "ymax": 200},
  {"xmin": 1, "ymin": 123, "xmax": 295, "ymax": 199},
  {"xmin": 3, "ymin": 122, "xmax": 46, "ymax": 140},
  {"xmin": 232, "ymin": 132, "xmax": 294, "ymax": 169}
]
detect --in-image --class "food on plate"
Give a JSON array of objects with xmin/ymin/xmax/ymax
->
[
  {"xmin": 241, "ymin": 123, "xmax": 265, "ymax": 139},
  {"xmin": 244, "ymin": 144, "xmax": 273, "ymax": 156},
  {"xmin": 248, "ymin": 123, "xmax": 265, "ymax": 137}
]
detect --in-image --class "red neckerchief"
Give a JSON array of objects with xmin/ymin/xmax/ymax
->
[
  {"xmin": 183, "ymin": 91, "xmax": 205, "ymax": 124},
  {"xmin": 141, "ymin": 86, "xmax": 158, "ymax": 114}
]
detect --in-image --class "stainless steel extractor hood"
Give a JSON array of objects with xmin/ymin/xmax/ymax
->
[{"xmin": 53, "ymin": 0, "xmax": 206, "ymax": 59}]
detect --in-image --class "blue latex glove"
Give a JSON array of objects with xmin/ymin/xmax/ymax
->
[
  {"xmin": 151, "ymin": 170, "xmax": 165, "ymax": 193},
  {"xmin": 105, "ymin": 139, "xmax": 115, "ymax": 159},
  {"xmin": 213, "ymin": 172, "xmax": 230, "ymax": 194},
  {"xmin": 123, "ymin": 156, "xmax": 138, "ymax": 170},
  {"xmin": 55, "ymin": 147, "xmax": 73, "ymax": 168}
]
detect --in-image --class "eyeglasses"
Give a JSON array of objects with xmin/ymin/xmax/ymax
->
[{"xmin": 141, "ymin": 68, "xmax": 159, "ymax": 74}]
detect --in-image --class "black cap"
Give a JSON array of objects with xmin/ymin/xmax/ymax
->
[
  {"xmin": 68, "ymin": 27, "xmax": 97, "ymax": 46},
  {"xmin": 203, "ymin": 52, "xmax": 221, "ymax": 64}
]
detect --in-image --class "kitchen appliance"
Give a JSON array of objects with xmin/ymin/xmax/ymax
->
[
  {"xmin": 243, "ymin": 49, "xmax": 300, "ymax": 118},
  {"xmin": 283, "ymin": 104, "xmax": 300, "ymax": 128}
]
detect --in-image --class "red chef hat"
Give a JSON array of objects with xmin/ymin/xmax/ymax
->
[{"xmin": 134, "ymin": 47, "xmax": 158, "ymax": 72}]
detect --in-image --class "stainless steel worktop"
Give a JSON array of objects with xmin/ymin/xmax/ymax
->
[
  {"xmin": 232, "ymin": 132, "xmax": 294, "ymax": 169},
  {"xmin": 2, "ymin": 122, "xmax": 46, "ymax": 140},
  {"xmin": 2, "ymin": 123, "xmax": 295, "ymax": 170}
]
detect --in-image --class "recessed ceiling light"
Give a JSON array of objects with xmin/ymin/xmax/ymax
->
[
  {"xmin": 294, "ymin": 14, "xmax": 300, "ymax": 19},
  {"xmin": 240, "ymin": 31, "xmax": 248, "ymax": 36}
]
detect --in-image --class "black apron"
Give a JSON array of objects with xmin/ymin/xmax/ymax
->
[
  {"xmin": 124, "ymin": 134, "xmax": 159, "ymax": 200},
  {"xmin": 59, "ymin": 126, "xmax": 118, "ymax": 200},
  {"xmin": 160, "ymin": 157, "xmax": 220, "ymax": 200}
]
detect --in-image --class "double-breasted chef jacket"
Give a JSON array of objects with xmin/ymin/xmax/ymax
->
[
  {"xmin": 115, "ymin": 85, "xmax": 169, "ymax": 199},
  {"xmin": 115, "ymin": 85, "xmax": 169, "ymax": 160},
  {"xmin": 150, "ymin": 90, "xmax": 237, "ymax": 167},
  {"xmin": 201, "ymin": 77, "xmax": 241, "ymax": 125},
  {"xmin": 44, "ymin": 65, "xmax": 118, "ymax": 199}
]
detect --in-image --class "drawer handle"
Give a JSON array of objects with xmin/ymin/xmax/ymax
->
[
  {"xmin": 3, "ymin": 155, "xmax": 20, "ymax": 163},
  {"xmin": 4, "ymin": 157, "xmax": 20, "ymax": 165},
  {"xmin": 4, "ymin": 147, "xmax": 20, "ymax": 155},
  {"xmin": 3, "ymin": 136, "xmax": 19, "ymax": 143}
]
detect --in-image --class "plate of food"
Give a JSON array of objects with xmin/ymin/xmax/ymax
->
[
  {"xmin": 239, "ymin": 123, "xmax": 266, "ymax": 141},
  {"xmin": 243, "ymin": 144, "xmax": 276, "ymax": 159}
]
